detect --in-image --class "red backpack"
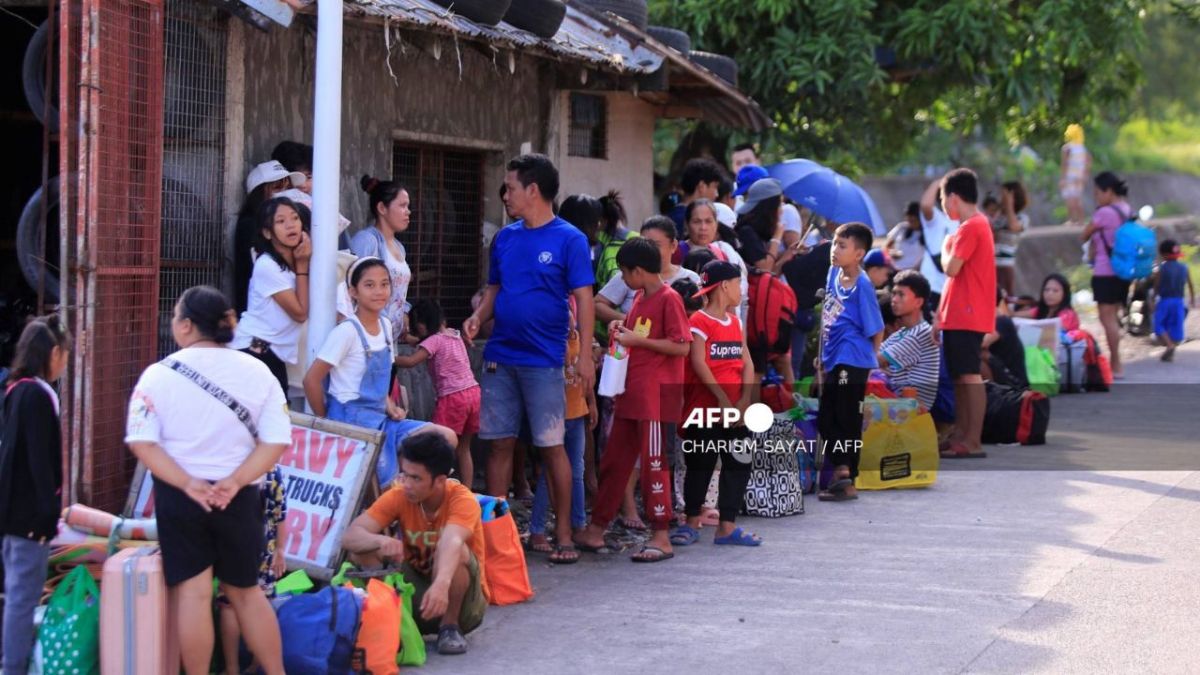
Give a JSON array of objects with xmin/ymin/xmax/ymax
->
[{"xmin": 747, "ymin": 271, "xmax": 797, "ymax": 357}]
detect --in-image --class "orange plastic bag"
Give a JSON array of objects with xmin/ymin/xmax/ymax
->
[
  {"xmin": 350, "ymin": 579, "xmax": 400, "ymax": 675},
  {"xmin": 481, "ymin": 512, "xmax": 534, "ymax": 605}
]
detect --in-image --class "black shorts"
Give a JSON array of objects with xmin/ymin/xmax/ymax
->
[
  {"xmin": 1091, "ymin": 275, "xmax": 1131, "ymax": 305},
  {"xmin": 154, "ymin": 478, "xmax": 264, "ymax": 588},
  {"xmin": 942, "ymin": 330, "xmax": 984, "ymax": 378}
]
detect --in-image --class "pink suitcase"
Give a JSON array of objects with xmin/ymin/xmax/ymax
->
[{"xmin": 100, "ymin": 547, "xmax": 181, "ymax": 675}]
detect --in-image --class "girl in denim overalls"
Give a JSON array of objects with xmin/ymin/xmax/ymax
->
[{"xmin": 303, "ymin": 257, "xmax": 430, "ymax": 488}]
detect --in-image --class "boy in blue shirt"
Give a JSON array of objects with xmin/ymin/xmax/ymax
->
[
  {"xmin": 1155, "ymin": 239, "xmax": 1195, "ymax": 362},
  {"xmin": 817, "ymin": 223, "xmax": 885, "ymax": 502}
]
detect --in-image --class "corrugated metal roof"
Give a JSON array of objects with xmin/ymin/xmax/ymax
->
[{"xmin": 345, "ymin": 1, "xmax": 664, "ymax": 74}]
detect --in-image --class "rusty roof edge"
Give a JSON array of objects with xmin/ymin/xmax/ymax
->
[
  {"xmin": 569, "ymin": 5, "xmax": 774, "ymax": 130},
  {"xmin": 304, "ymin": 2, "xmax": 658, "ymax": 76}
]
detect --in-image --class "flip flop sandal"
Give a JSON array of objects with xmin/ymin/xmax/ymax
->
[
  {"xmin": 572, "ymin": 540, "xmax": 612, "ymax": 554},
  {"xmin": 818, "ymin": 490, "xmax": 858, "ymax": 502},
  {"xmin": 631, "ymin": 545, "xmax": 675, "ymax": 563},
  {"xmin": 548, "ymin": 545, "xmax": 580, "ymax": 565},
  {"xmin": 669, "ymin": 525, "xmax": 701, "ymax": 546},
  {"xmin": 939, "ymin": 442, "xmax": 987, "ymax": 459},
  {"xmin": 526, "ymin": 537, "xmax": 555, "ymax": 554},
  {"xmin": 713, "ymin": 526, "xmax": 762, "ymax": 547},
  {"xmin": 826, "ymin": 477, "xmax": 853, "ymax": 492}
]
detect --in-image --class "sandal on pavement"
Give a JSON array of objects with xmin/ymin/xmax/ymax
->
[
  {"xmin": 939, "ymin": 442, "xmax": 987, "ymax": 459},
  {"xmin": 437, "ymin": 625, "xmax": 468, "ymax": 655},
  {"xmin": 572, "ymin": 538, "xmax": 611, "ymax": 554},
  {"xmin": 669, "ymin": 525, "xmax": 701, "ymax": 546},
  {"xmin": 713, "ymin": 527, "xmax": 762, "ymax": 547},
  {"xmin": 631, "ymin": 545, "xmax": 674, "ymax": 563},
  {"xmin": 818, "ymin": 479, "xmax": 858, "ymax": 502},
  {"xmin": 548, "ymin": 544, "xmax": 580, "ymax": 564}
]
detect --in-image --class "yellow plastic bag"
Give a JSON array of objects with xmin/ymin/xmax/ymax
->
[{"xmin": 856, "ymin": 397, "xmax": 938, "ymax": 490}]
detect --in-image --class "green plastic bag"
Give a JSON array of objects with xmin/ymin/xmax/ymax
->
[
  {"xmin": 388, "ymin": 572, "xmax": 426, "ymax": 667},
  {"xmin": 39, "ymin": 566, "xmax": 100, "ymax": 675},
  {"xmin": 275, "ymin": 569, "xmax": 314, "ymax": 596},
  {"xmin": 1025, "ymin": 346, "xmax": 1060, "ymax": 397},
  {"xmin": 330, "ymin": 563, "xmax": 425, "ymax": 666}
]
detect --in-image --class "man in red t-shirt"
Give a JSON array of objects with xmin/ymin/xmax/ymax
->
[
  {"xmin": 574, "ymin": 238, "xmax": 691, "ymax": 563},
  {"xmin": 936, "ymin": 168, "xmax": 996, "ymax": 458}
]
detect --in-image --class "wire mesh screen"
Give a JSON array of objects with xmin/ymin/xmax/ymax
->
[
  {"xmin": 77, "ymin": 0, "xmax": 165, "ymax": 513},
  {"xmin": 568, "ymin": 92, "xmax": 607, "ymax": 159},
  {"xmin": 392, "ymin": 144, "xmax": 484, "ymax": 327},
  {"xmin": 59, "ymin": 0, "xmax": 83, "ymax": 506},
  {"xmin": 158, "ymin": 0, "xmax": 227, "ymax": 356}
]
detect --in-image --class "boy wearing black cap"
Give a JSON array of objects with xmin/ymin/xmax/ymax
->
[{"xmin": 672, "ymin": 261, "xmax": 762, "ymax": 548}]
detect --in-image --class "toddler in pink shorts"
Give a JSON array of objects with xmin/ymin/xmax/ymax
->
[{"xmin": 395, "ymin": 298, "xmax": 481, "ymax": 486}]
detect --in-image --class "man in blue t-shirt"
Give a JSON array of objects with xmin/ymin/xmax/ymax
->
[{"xmin": 464, "ymin": 154, "xmax": 595, "ymax": 564}]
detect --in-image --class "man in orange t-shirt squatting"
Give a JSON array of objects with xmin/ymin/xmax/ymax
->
[{"xmin": 342, "ymin": 433, "xmax": 489, "ymax": 656}]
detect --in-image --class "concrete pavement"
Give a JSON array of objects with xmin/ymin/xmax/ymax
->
[{"xmin": 423, "ymin": 342, "xmax": 1200, "ymax": 674}]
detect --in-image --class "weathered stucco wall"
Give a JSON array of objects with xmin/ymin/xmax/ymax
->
[
  {"xmin": 551, "ymin": 90, "xmax": 657, "ymax": 228},
  {"xmin": 238, "ymin": 22, "xmax": 551, "ymax": 233}
]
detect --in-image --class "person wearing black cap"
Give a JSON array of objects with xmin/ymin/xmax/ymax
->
[{"xmin": 673, "ymin": 261, "xmax": 761, "ymax": 547}]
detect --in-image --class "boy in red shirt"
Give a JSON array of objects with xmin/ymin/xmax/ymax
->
[
  {"xmin": 574, "ymin": 238, "xmax": 691, "ymax": 563},
  {"xmin": 672, "ymin": 261, "xmax": 761, "ymax": 547},
  {"xmin": 936, "ymin": 168, "xmax": 996, "ymax": 458}
]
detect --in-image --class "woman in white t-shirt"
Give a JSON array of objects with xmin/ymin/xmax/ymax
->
[
  {"xmin": 229, "ymin": 197, "xmax": 311, "ymax": 395},
  {"xmin": 596, "ymin": 216, "xmax": 701, "ymax": 323},
  {"xmin": 674, "ymin": 200, "xmax": 749, "ymax": 322},
  {"xmin": 350, "ymin": 176, "xmax": 414, "ymax": 342},
  {"xmin": 125, "ymin": 286, "xmax": 291, "ymax": 675},
  {"xmin": 303, "ymin": 258, "xmax": 456, "ymax": 488},
  {"xmin": 885, "ymin": 202, "xmax": 924, "ymax": 271}
]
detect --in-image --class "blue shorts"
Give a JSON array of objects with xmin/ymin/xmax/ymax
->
[
  {"xmin": 1155, "ymin": 296, "xmax": 1187, "ymax": 343},
  {"xmin": 479, "ymin": 363, "xmax": 565, "ymax": 447}
]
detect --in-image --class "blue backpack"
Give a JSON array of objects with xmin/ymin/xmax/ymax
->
[
  {"xmin": 1102, "ymin": 206, "xmax": 1156, "ymax": 281},
  {"xmin": 276, "ymin": 586, "xmax": 362, "ymax": 674}
]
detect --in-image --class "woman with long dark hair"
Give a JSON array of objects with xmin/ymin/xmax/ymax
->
[
  {"xmin": 352, "ymin": 176, "xmax": 414, "ymax": 341},
  {"xmin": 233, "ymin": 161, "xmax": 307, "ymax": 314},
  {"xmin": 229, "ymin": 197, "xmax": 312, "ymax": 395},
  {"xmin": 1081, "ymin": 171, "xmax": 1131, "ymax": 377},
  {"xmin": 126, "ymin": 286, "xmax": 290, "ymax": 675}
]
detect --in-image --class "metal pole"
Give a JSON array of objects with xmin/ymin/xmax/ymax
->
[{"xmin": 306, "ymin": 0, "xmax": 343, "ymax": 371}]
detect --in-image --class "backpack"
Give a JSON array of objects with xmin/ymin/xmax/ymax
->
[
  {"xmin": 1101, "ymin": 205, "xmax": 1156, "ymax": 281},
  {"xmin": 747, "ymin": 271, "xmax": 797, "ymax": 356},
  {"xmin": 981, "ymin": 382, "xmax": 1050, "ymax": 445},
  {"xmin": 277, "ymin": 586, "xmax": 362, "ymax": 674}
]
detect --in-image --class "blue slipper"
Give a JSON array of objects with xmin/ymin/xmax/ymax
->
[
  {"xmin": 669, "ymin": 525, "xmax": 701, "ymax": 546},
  {"xmin": 713, "ymin": 527, "xmax": 762, "ymax": 547}
]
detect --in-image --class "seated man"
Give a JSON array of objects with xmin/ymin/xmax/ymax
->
[
  {"xmin": 876, "ymin": 270, "xmax": 939, "ymax": 410},
  {"xmin": 342, "ymin": 433, "xmax": 489, "ymax": 655}
]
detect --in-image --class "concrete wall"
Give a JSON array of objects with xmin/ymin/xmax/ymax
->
[
  {"xmin": 550, "ymin": 90, "xmax": 657, "ymax": 228},
  {"xmin": 238, "ymin": 22, "xmax": 551, "ymax": 234}
]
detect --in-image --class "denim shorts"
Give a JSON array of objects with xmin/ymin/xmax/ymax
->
[{"xmin": 479, "ymin": 363, "xmax": 565, "ymax": 447}]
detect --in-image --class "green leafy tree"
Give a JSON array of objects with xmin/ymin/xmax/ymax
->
[{"xmin": 650, "ymin": 0, "xmax": 1149, "ymax": 172}]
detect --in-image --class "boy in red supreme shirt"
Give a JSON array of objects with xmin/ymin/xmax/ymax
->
[
  {"xmin": 574, "ymin": 238, "xmax": 691, "ymax": 563},
  {"xmin": 672, "ymin": 260, "xmax": 761, "ymax": 548}
]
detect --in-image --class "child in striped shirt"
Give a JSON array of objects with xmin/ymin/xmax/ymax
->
[{"xmin": 878, "ymin": 270, "xmax": 940, "ymax": 410}]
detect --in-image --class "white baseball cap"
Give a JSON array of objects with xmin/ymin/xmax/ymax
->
[
  {"xmin": 246, "ymin": 160, "xmax": 307, "ymax": 194},
  {"xmin": 712, "ymin": 202, "xmax": 737, "ymax": 228}
]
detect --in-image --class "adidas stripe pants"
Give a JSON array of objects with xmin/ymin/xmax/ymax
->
[{"xmin": 591, "ymin": 418, "xmax": 675, "ymax": 531}]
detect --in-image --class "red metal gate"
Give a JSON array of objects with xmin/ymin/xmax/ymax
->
[{"xmin": 61, "ymin": 0, "xmax": 165, "ymax": 513}]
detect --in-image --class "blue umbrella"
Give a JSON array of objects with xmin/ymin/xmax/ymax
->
[
  {"xmin": 777, "ymin": 167, "xmax": 887, "ymax": 235},
  {"xmin": 765, "ymin": 158, "xmax": 823, "ymax": 188}
]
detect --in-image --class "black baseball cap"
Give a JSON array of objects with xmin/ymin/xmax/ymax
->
[{"xmin": 693, "ymin": 260, "xmax": 741, "ymax": 298}]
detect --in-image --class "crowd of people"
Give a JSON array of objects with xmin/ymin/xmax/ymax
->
[{"xmin": 1, "ymin": 132, "xmax": 1194, "ymax": 673}]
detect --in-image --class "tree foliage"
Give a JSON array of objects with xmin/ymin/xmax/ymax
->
[{"xmin": 649, "ymin": 0, "xmax": 1150, "ymax": 172}]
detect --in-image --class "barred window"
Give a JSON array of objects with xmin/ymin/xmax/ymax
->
[
  {"xmin": 568, "ymin": 93, "xmax": 607, "ymax": 159},
  {"xmin": 392, "ymin": 143, "xmax": 484, "ymax": 326}
]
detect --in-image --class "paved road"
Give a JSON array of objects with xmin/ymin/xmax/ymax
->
[{"xmin": 423, "ymin": 342, "xmax": 1200, "ymax": 674}]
